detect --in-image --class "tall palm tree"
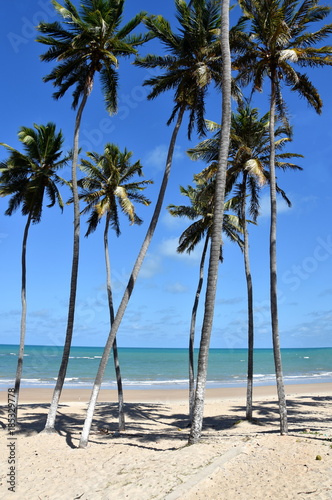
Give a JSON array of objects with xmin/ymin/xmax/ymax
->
[
  {"xmin": 0, "ymin": 123, "xmax": 68, "ymax": 420},
  {"xmin": 229, "ymin": 107, "xmax": 302, "ymax": 421},
  {"xmin": 189, "ymin": 104, "xmax": 303, "ymax": 419},
  {"xmin": 168, "ymin": 180, "xmax": 243, "ymax": 423},
  {"xmin": 235, "ymin": 0, "xmax": 332, "ymax": 434},
  {"xmin": 77, "ymin": 143, "xmax": 152, "ymax": 431},
  {"xmin": 79, "ymin": 0, "xmax": 224, "ymax": 448},
  {"xmin": 188, "ymin": 0, "xmax": 232, "ymax": 445},
  {"xmin": 36, "ymin": 0, "xmax": 149, "ymax": 432}
]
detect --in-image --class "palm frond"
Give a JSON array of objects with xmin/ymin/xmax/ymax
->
[
  {"xmin": 37, "ymin": 0, "xmax": 148, "ymax": 110},
  {"xmin": 78, "ymin": 142, "xmax": 151, "ymax": 236},
  {"xmin": 0, "ymin": 123, "xmax": 66, "ymax": 222}
]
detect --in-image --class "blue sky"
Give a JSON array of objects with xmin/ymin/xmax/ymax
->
[{"xmin": 0, "ymin": 0, "xmax": 332, "ymax": 350}]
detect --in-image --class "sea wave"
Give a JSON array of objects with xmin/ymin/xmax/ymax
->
[
  {"xmin": 68, "ymin": 356, "xmax": 104, "ymax": 359},
  {"xmin": 69, "ymin": 356, "xmax": 96, "ymax": 359},
  {"xmin": 1, "ymin": 371, "xmax": 332, "ymax": 389}
]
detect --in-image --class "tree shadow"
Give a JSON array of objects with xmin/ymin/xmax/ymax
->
[
  {"xmin": 207, "ymin": 395, "xmax": 332, "ymax": 437},
  {"xmin": 1, "ymin": 401, "xmax": 190, "ymax": 450},
  {"xmin": 0, "ymin": 405, "xmax": 8, "ymax": 429},
  {"xmin": 2, "ymin": 394, "xmax": 330, "ymax": 449},
  {"xmin": 87, "ymin": 402, "xmax": 190, "ymax": 449}
]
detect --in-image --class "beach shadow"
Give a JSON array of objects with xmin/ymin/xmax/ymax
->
[
  {"xmin": 2, "ymin": 403, "xmax": 78, "ymax": 436},
  {"xmin": 3, "ymin": 401, "xmax": 190, "ymax": 450},
  {"xmin": 88, "ymin": 402, "xmax": 190, "ymax": 450},
  {"xmin": 65, "ymin": 431, "xmax": 76, "ymax": 449},
  {"xmin": 0, "ymin": 405, "xmax": 9, "ymax": 429},
  {"xmin": 225, "ymin": 395, "xmax": 332, "ymax": 435},
  {"xmin": 284, "ymin": 395, "xmax": 332, "ymax": 436},
  {"xmin": 5, "ymin": 395, "xmax": 330, "ymax": 449}
]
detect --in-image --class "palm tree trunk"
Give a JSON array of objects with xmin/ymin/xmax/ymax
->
[
  {"xmin": 104, "ymin": 213, "xmax": 125, "ymax": 431},
  {"xmin": 189, "ymin": 233, "xmax": 209, "ymax": 424},
  {"xmin": 112, "ymin": 338, "xmax": 124, "ymax": 430},
  {"xmin": 13, "ymin": 213, "xmax": 32, "ymax": 423},
  {"xmin": 43, "ymin": 90, "xmax": 88, "ymax": 432},
  {"xmin": 241, "ymin": 175, "xmax": 254, "ymax": 420},
  {"xmin": 188, "ymin": 0, "xmax": 231, "ymax": 445},
  {"xmin": 269, "ymin": 72, "xmax": 288, "ymax": 435},
  {"xmin": 79, "ymin": 105, "xmax": 186, "ymax": 448}
]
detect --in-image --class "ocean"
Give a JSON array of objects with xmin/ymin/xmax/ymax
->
[{"xmin": 0, "ymin": 345, "xmax": 331, "ymax": 390}]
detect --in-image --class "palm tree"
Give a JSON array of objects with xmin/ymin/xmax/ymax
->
[
  {"xmin": 168, "ymin": 180, "xmax": 243, "ymax": 423},
  {"xmin": 188, "ymin": 0, "xmax": 232, "ymax": 445},
  {"xmin": 0, "ymin": 123, "xmax": 68, "ymax": 421},
  {"xmin": 235, "ymin": 0, "xmax": 332, "ymax": 434},
  {"xmin": 77, "ymin": 143, "xmax": 152, "ymax": 431},
  {"xmin": 79, "ymin": 0, "xmax": 224, "ymax": 448},
  {"xmin": 36, "ymin": 0, "xmax": 149, "ymax": 432},
  {"xmin": 189, "ymin": 104, "xmax": 303, "ymax": 420}
]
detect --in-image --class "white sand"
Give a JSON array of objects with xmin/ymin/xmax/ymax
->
[{"xmin": 0, "ymin": 384, "xmax": 331, "ymax": 499}]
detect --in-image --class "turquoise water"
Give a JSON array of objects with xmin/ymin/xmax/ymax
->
[{"xmin": 0, "ymin": 345, "xmax": 331, "ymax": 389}]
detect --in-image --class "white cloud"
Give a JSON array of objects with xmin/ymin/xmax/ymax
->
[
  {"xmin": 219, "ymin": 297, "xmax": 244, "ymax": 305},
  {"xmin": 258, "ymin": 193, "xmax": 292, "ymax": 218},
  {"xmin": 159, "ymin": 237, "xmax": 180, "ymax": 257},
  {"xmin": 301, "ymin": 195, "xmax": 318, "ymax": 204},
  {"xmin": 140, "ymin": 253, "xmax": 162, "ymax": 278},
  {"xmin": 29, "ymin": 309, "xmax": 51, "ymax": 318},
  {"xmin": 161, "ymin": 211, "xmax": 188, "ymax": 230},
  {"xmin": 158, "ymin": 237, "xmax": 203, "ymax": 262},
  {"xmin": 164, "ymin": 282, "xmax": 188, "ymax": 294},
  {"xmin": 144, "ymin": 144, "xmax": 184, "ymax": 171}
]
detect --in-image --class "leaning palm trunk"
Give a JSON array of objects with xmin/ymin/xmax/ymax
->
[
  {"xmin": 241, "ymin": 176, "xmax": 254, "ymax": 420},
  {"xmin": 104, "ymin": 213, "xmax": 125, "ymax": 431},
  {"xmin": 13, "ymin": 213, "xmax": 32, "ymax": 423},
  {"xmin": 189, "ymin": 233, "xmax": 209, "ymax": 423},
  {"xmin": 269, "ymin": 71, "xmax": 288, "ymax": 435},
  {"xmin": 43, "ymin": 90, "xmax": 88, "ymax": 432},
  {"xmin": 188, "ymin": 0, "xmax": 231, "ymax": 445},
  {"xmin": 79, "ymin": 106, "xmax": 186, "ymax": 448},
  {"xmin": 112, "ymin": 338, "xmax": 124, "ymax": 430}
]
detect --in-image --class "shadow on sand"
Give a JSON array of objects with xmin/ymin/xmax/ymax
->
[{"xmin": 1, "ymin": 394, "xmax": 330, "ymax": 449}]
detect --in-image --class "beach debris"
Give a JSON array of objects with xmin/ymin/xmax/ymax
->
[
  {"xmin": 97, "ymin": 427, "xmax": 110, "ymax": 435},
  {"xmin": 315, "ymin": 455, "xmax": 322, "ymax": 460}
]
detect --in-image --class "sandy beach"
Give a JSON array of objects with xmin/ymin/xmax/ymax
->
[{"xmin": 0, "ymin": 383, "xmax": 331, "ymax": 499}]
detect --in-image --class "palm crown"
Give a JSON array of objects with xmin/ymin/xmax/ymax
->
[
  {"xmin": 77, "ymin": 143, "xmax": 152, "ymax": 236},
  {"xmin": 36, "ymin": 0, "xmax": 150, "ymax": 111},
  {"xmin": 235, "ymin": 0, "xmax": 332, "ymax": 120},
  {"xmin": 168, "ymin": 180, "xmax": 243, "ymax": 256},
  {"xmin": 134, "ymin": 0, "xmax": 223, "ymax": 138},
  {"xmin": 0, "ymin": 123, "xmax": 68, "ymax": 223},
  {"xmin": 188, "ymin": 105, "xmax": 303, "ymax": 221}
]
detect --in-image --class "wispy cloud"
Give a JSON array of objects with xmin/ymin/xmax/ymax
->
[
  {"xmin": 258, "ymin": 193, "xmax": 292, "ymax": 218},
  {"xmin": 219, "ymin": 297, "xmax": 244, "ymax": 305},
  {"xmin": 288, "ymin": 308, "xmax": 332, "ymax": 345},
  {"xmin": 140, "ymin": 253, "xmax": 162, "ymax": 278},
  {"xmin": 164, "ymin": 282, "xmax": 188, "ymax": 294},
  {"xmin": 29, "ymin": 309, "xmax": 51, "ymax": 318},
  {"xmin": 144, "ymin": 144, "xmax": 185, "ymax": 171},
  {"xmin": 158, "ymin": 237, "xmax": 203, "ymax": 262},
  {"xmin": 161, "ymin": 211, "xmax": 189, "ymax": 230}
]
